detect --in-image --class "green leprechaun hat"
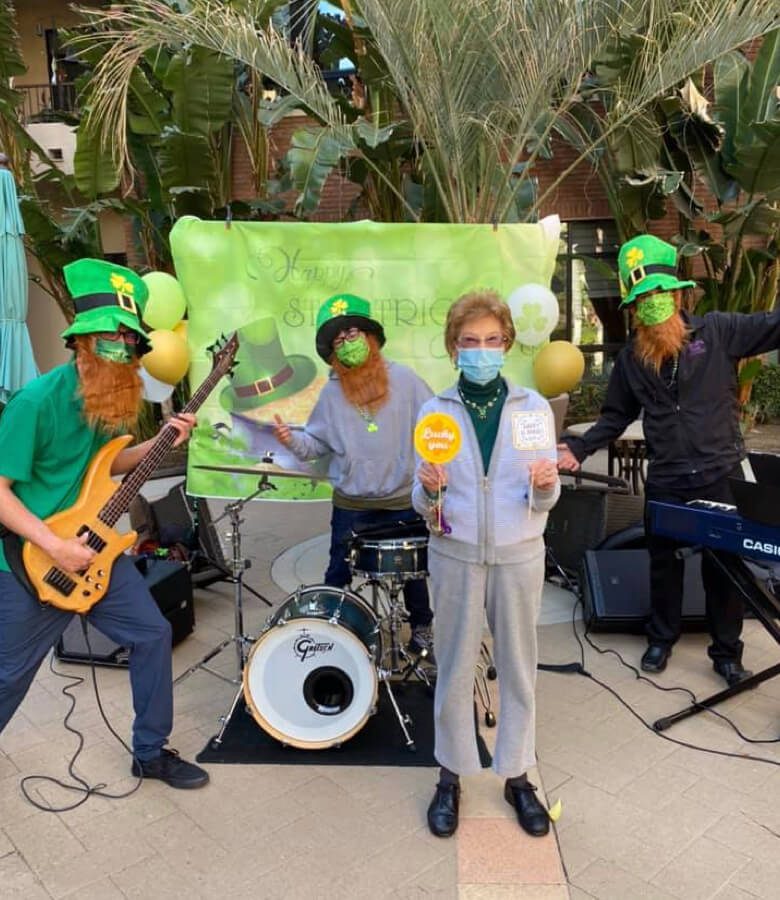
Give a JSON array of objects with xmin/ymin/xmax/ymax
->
[
  {"xmin": 61, "ymin": 258, "xmax": 151, "ymax": 353},
  {"xmin": 220, "ymin": 317, "xmax": 318, "ymax": 412},
  {"xmin": 618, "ymin": 235, "xmax": 697, "ymax": 308},
  {"xmin": 315, "ymin": 293, "xmax": 386, "ymax": 363}
]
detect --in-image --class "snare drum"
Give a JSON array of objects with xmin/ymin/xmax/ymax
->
[
  {"xmin": 243, "ymin": 586, "xmax": 381, "ymax": 749},
  {"xmin": 349, "ymin": 534, "xmax": 429, "ymax": 580}
]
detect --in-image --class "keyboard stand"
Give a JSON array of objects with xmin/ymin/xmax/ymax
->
[{"xmin": 654, "ymin": 548, "xmax": 780, "ymax": 732}]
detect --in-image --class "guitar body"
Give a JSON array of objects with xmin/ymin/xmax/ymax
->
[{"xmin": 22, "ymin": 435, "xmax": 138, "ymax": 614}]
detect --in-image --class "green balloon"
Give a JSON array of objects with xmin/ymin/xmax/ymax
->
[{"xmin": 142, "ymin": 271, "xmax": 187, "ymax": 330}]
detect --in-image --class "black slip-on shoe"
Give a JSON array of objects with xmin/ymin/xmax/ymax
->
[
  {"xmin": 641, "ymin": 644, "xmax": 671, "ymax": 673},
  {"xmin": 427, "ymin": 782, "xmax": 460, "ymax": 837},
  {"xmin": 504, "ymin": 781, "xmax": 550, "ymax": 837},
  {"xmin": 713, "ymin": 659, "xmax": 753, "ymax": 687},
  {"xmin": 132, "ymin": 748, "xmax": 209, "ymax": 789}
]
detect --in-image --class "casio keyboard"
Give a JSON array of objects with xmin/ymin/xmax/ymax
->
[
  {"xmin": 647, "ymin": 494, "xmax": 780, "ymax": 732},
  {"xmin": 649, "ymin": 499, "xmax": 780, "ymax": 565}
]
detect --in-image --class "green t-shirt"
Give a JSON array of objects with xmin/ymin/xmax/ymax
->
[{"xmin": 0, "ymin": 361, "xmax": 111, "ymax": 572}]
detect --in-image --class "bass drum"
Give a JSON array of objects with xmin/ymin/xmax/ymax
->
[{"xmin": 243, "ymin": 585, "xmax": 382, "ymax": 749}]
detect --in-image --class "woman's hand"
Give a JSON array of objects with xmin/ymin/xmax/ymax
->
[
  {"xmin": 418, "ymin": 461, "xmax": 447, "ymax": 494},
  {"xmin": 556, "ymin": 443, "xmax": 580, "ymax": 472},
  {"xmin": 273, "ymin": 414, "xmax": 293, "ymax": 447},
  {"xmin": 528, "ymin": 458, "xmax": 558, "ymax": 491}
]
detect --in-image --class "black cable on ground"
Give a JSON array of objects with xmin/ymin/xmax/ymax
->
[
  {"xmin": 20, "ymin": 618, "xmax": 143, "ymax": 812},
  {"xmin": 537, "ymin": 566, "xmax": 780, "ymax": 768}
]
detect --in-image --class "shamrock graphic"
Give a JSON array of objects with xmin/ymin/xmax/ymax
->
[
  {"xmin": 625, "ymin": 247, "xmax": 644, "ymax": 269},
  {"xmin": 515, "ymin": 301, "xmax": 547, "ymax": 335},
  {"xmin": 110, "ymin": 272, "xmax": 134, "ymax": 294},
  {"xmin": 330, "ymin": 299, "xmax": 348, "ymax": 317}
]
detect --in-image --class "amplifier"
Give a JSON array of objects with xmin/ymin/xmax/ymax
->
[
  {"xmin": 581, "ymin": 547, "xmax": 707, "ymax": 633},
  {"xmin": 55, "ymin": 557, "xmax": 194, "ymax": 667},
  {"xmin": 545, "ymin": 485, "xmax": 644, "ymax": 572}
]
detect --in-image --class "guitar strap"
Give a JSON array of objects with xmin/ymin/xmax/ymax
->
[{"xmin": 0, "ymin": 527, "xmax": 38, "ymax": 598}]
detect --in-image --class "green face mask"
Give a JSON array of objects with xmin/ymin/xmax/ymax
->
[
  {"xmin": 634, "ymin": 291, "xmax": 676, "ymax": 327},
  {"xmin": 94, "ymin": 338, "xmax": 135, "ymax": 364},
  {"xmin": 335, "ymin": 335, "xmax": 370, "ymax": 367}
]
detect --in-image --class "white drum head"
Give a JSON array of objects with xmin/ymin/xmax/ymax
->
[{"xmin": 243, "ymin": 617, "xmax": 378, "ymax": 749}]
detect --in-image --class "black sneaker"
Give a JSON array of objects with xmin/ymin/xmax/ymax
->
[
  {"xmin": 409, "ymin": 624, "xmax": 435, "ymax": 661},
  {"xmin": 131, "ymin": 748, "xmax": 209, "ymax": 789}
]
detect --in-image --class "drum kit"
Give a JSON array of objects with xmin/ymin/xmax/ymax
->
[{"xmin": 182, "ymin": 457, "xmax": 448, "ymax": 753}]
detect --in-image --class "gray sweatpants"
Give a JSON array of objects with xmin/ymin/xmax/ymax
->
[{"xmin": 428, "ymin": 544, "xmax": 545, "ymax": 777}]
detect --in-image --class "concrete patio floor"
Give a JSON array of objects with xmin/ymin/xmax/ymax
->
[{"xmin": 2, "ymin": 475, "xmax": 779, "ymax": 899}]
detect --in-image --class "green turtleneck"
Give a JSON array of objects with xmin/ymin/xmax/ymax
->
[{"xmin": 458, "ymin": 374, "xmax": 507, "ymax": 473}]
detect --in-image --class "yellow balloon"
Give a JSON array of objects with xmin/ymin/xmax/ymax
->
[
  {"xmin": 533, "ymin": 340, "xmax": 585, "ymax": 397},
  {"xmin": 142, "ymin": 329, "xmax": 191, "ymax": 385},
  {"xmin": 173, "ymin": 320, "xmax": 188, "ymax": 342}
]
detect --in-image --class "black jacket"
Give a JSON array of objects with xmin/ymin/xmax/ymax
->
[{"xmin": 562, "ymin": 308, "xmax": 780, "ymax": 489}]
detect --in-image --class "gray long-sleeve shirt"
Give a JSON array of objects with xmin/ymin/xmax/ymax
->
[{"xmin": 286, "ymin": 361, "xmax": 433, "ymax": 506}]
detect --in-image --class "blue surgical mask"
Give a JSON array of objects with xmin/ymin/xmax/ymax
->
[{"xmin": 456, "ymin": 348, "xmax": 504, "ymax": 385}]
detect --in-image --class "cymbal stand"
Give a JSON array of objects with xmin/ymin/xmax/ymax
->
[{"xmin": 174, "ymin": 479, "xmax": 272, "ymax": 695}]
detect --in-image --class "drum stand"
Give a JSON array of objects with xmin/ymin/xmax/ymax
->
[
  {"xmin": 362, "ymin": 577, "xmax": 434, "ymax": 688},
  {"xmin": 174, "ymin": 481, "xmax": 272, "ymax": 745},
  {"xmin": 343, "ymin": 576, "xmax": 428, "ymax": 751}
]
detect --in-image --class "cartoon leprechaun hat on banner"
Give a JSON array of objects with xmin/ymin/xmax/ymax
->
[
  {"xmin": 618, "ymin": 235, "xmax": 696, "ymax": 308},
  {"xmin": 60, "ymin": 258, "xmax": 151, "ymax": 353},
  {"xmin": 315, "ymin": 293, "xmax": 386, "ymax": 363},
  {"xmin": 220, "ymin": 317, "xmax": 318, "ymax": 413}
]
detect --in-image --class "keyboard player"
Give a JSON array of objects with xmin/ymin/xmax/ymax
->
[{"xmin": 557, "ymin": 234, "xmax": 780, "ymax": 686}]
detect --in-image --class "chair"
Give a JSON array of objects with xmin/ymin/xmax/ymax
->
[{"xmin": 548, "ymin": 392, "xmax": 569, "ymax": 441}]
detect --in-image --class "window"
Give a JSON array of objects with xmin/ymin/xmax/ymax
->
[{"xmin": 551, "ymin": 220, "xmax": 624, "ymax": 382}]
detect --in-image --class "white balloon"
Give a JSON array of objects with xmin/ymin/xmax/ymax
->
[
  {"xmin": 140, "ymin": 366, "xmax": 175, "ymax": 403},
  {"xmin": 507, "ymin": 283, "xmax": 560, "ymax": 347}
]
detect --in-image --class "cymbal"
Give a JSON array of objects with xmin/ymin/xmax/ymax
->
[{"xmin": 194, "ymin": 462, "xmax": 327, "ymax": 481}]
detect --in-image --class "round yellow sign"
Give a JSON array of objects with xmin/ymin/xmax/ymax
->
[{"xmin": 414, "ymin": 412, "xmax": 462, "ymax": 464}]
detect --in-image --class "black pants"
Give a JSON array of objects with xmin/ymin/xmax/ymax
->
[{"xmin": 644, "ymin": 469, "xmax": 744, "ymax": 663}]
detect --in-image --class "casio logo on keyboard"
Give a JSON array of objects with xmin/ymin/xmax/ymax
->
[{"xmin": 743, "ymin": 538, "xmax": 780, "ymax": 557}]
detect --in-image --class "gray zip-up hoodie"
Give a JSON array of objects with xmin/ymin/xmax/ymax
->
[{"xmin": 412, "ymin": 382, "xmax": 560, "ymax": 565}]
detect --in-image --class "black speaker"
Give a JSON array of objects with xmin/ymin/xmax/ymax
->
[
  {"xmin": 129, "ymin": 483, "xmax": 227, "ymax": 587},
  {"xmin": 55, "ymin": 558, "xmax": 195, "ymax": 667},
  {"xmin": 545, "ymin": 485, "xmax": 608, "ymax": 572},
  {"xmin": 545, "ymin": 486, "xmax": 644, "ymax": 572},
  {"xmin": 581, "ymin": 547, "xmax": 707, "ymax": 633}
]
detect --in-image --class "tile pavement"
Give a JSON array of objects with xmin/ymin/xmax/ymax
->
[{"xmin": 2, "ymin": 483, "xmax": 780, "ymax": 898}]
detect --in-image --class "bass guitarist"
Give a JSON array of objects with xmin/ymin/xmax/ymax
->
[{"xmin": 0, "ymin": 258, "xmax": 208, "ymax": 790}]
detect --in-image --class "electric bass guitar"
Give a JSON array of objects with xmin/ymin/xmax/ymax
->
[{"xmin": 12, "ymin": 333, "xmax": 238, "ymax": 614}]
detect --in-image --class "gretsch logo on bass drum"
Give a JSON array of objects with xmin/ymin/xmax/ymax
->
[{"xmin": 293, "ymin": 628, "xmax": 335, "ymax": 662}]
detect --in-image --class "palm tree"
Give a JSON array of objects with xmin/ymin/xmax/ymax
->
[{"xmin": 78, "ymin": 0, "xmax": 779, "ymax": 224}]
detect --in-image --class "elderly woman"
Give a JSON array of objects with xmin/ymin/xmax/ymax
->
[{"xmin": 412, "ymin": 290, "xmax": 560, "ymax": 838}]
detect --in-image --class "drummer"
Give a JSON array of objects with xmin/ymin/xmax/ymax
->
[{"xmin": 274, "ymin": 294, "xmax": 435, "ymax": 656}]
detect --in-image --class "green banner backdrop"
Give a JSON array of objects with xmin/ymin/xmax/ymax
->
[{"xmin": 170, "ymin": 216, "xmax": 559, "ymax": 500}]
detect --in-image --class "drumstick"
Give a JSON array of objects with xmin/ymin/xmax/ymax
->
[
  {"xmin": 528, "ymin": 466, "xmax": 534, "ymax": 520},
  {"xmin": 437, "ymin": 471, "xmax": 443, "ymax": 533}
]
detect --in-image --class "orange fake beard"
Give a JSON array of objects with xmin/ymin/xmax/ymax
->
[
  {"xmin": 74, "ymin": 336, "xmax": 144, "ymax": 433},
  {"xmin": 330, "ymin": 334, "xmax": 389, "ymax": 413},
  {"xmin": 634, "ymin": 310, "xmax": 689, "ymax": 374}
]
